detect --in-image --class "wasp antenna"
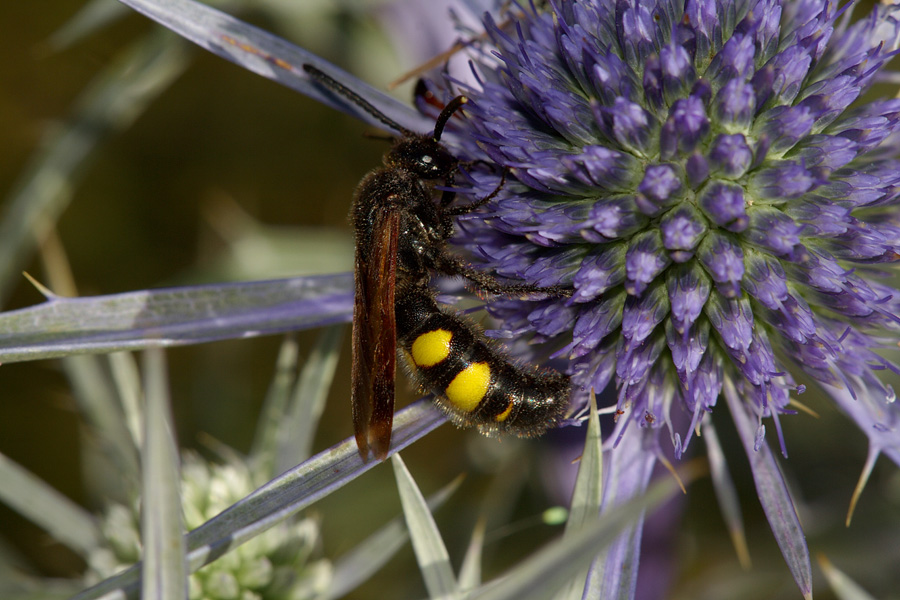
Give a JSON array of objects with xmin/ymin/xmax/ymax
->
[
  {"xmin": 433, "ymin": 96, "xmax": 467, "ymax": 142},
  {"xmin": 303, "ymin": 64, "xmax": 412, "ymax": 135}
]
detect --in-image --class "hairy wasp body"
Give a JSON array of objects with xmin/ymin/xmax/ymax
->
[{"xmin": 304, "ymin": 64, "xmax": 570, "ymax": 460}]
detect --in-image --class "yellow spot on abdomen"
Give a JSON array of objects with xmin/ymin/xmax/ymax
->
[
  {"xmin": 446, "ymin": 362, "xmax": 491, "ymax": 412},
  {"xmin": 494, "ymin": 401, "xmax": 514, "ymax": 422},
  {"xmin": 411, "ymin": 329, "xmax": 452, "ymax": 367}
]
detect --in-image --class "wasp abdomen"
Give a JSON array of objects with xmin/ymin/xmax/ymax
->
[{"xmin": 395, "ymin": 285, "xmax": 569, "ymax": 437}]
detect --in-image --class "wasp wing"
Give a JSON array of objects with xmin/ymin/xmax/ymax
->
[{"xmin": 351, "ymin": 206, "xmax": 400, "ymax": 461}]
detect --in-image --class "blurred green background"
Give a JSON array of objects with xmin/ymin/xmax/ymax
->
[
  {"xmin": 1, "ymin": 1, "xmax": 899, "ymax": 599},
  {"xmin": 0, "ymin": 0, "xmax": 381, "ymax": 584}
]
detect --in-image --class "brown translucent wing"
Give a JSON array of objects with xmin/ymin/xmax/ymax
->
[{"xmin": 351, "ymin": 207, "xmax": 399, "ymax": 461}]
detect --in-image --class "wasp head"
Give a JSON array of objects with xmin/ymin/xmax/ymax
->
[{"xmin": 388, "ymin": 135, "xmax": 458, "ymax": 180}]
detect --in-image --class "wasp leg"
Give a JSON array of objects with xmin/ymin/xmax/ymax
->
[
  {"xmin": 433, "ymin": 251, "xmax": 571, "ymax": 299},
  {"xmin": 444, "ymin": 169, "xmax": 508, "ymax": 216}
]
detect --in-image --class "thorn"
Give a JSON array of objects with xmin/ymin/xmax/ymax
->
[{"xmin": 22, "ymin": 272, "xmax": 58, "ymax": 299}]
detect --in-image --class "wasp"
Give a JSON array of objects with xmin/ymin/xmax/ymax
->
[{"xmin": 303, "ymin": 64, "xmax": 570, "ymax": 460}]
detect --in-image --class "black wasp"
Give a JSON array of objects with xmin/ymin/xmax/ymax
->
[{"xmin": 303, "ymin": 64, "xmax": 570, "ymax": 461}]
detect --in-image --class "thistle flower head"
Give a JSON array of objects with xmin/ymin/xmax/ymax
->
[{"xmin": 425, "ymin": 0, "xmax": 900, "ymax": 460}]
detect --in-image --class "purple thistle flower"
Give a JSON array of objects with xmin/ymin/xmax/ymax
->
[{"xmin": 413, "ymin": 0, "xmax": 900, "ymax": 595}]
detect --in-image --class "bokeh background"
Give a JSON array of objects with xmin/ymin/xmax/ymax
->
[{"xmin": 1, "ymin": 1, "xmax": 899, "ymax": 598}]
